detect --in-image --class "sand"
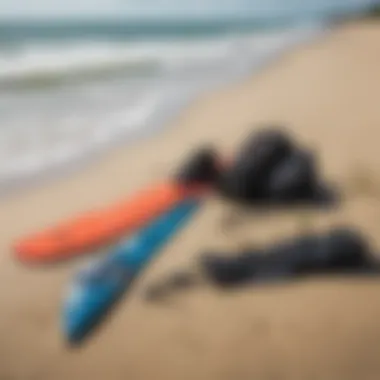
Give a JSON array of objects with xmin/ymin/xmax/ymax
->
[{"xmin": 2, "ymin": 20, "xmax": 380, "ymax": 380}]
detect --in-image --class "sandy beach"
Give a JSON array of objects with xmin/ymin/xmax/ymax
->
[{"xmin": 2, "ymin": 20, "xmax": 380, "ymax": 380}]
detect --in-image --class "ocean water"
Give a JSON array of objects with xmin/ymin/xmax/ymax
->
[{"xmin": 0, "ymin": 3, "xmax": 375, "ymax": 192}]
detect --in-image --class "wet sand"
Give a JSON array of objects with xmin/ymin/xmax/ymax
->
[{"xmin": 2, "ymin": 21, "xmax": 380, "ymax": 380}]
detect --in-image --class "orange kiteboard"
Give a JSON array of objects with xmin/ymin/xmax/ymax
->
[{"xmin": 14, "ymin": 181, "xmax": 208, "ymax": 263}]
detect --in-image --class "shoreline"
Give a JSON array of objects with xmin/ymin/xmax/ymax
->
[
  {"xmin": 2, "ymin": 20, "xmax": 380, "ymax": 380},
  {"xmin": 0, "ymin": 23, "xmax": 328, "ymax": 200}
]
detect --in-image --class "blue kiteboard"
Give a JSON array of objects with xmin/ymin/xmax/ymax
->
[{"xmin": 62, "ymin": 198, "xmax": 200, "ymax": 343}]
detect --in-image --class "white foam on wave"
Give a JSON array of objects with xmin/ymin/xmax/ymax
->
[
  {"xmin": 0, "ymin": 24, "xmax": 329, "ymax": 194},
  {"xmin": 0, "ymin": 23, "xmax": 326, "ymax": 86},
  {"xmin": 0, "ymin": 35, "xmax": 248, "ymax": 87}
]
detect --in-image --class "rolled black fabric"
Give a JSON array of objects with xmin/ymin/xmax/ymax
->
[{"xmin": 200, "ymin": 228, "xmax": 372, "ymax": 286}]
